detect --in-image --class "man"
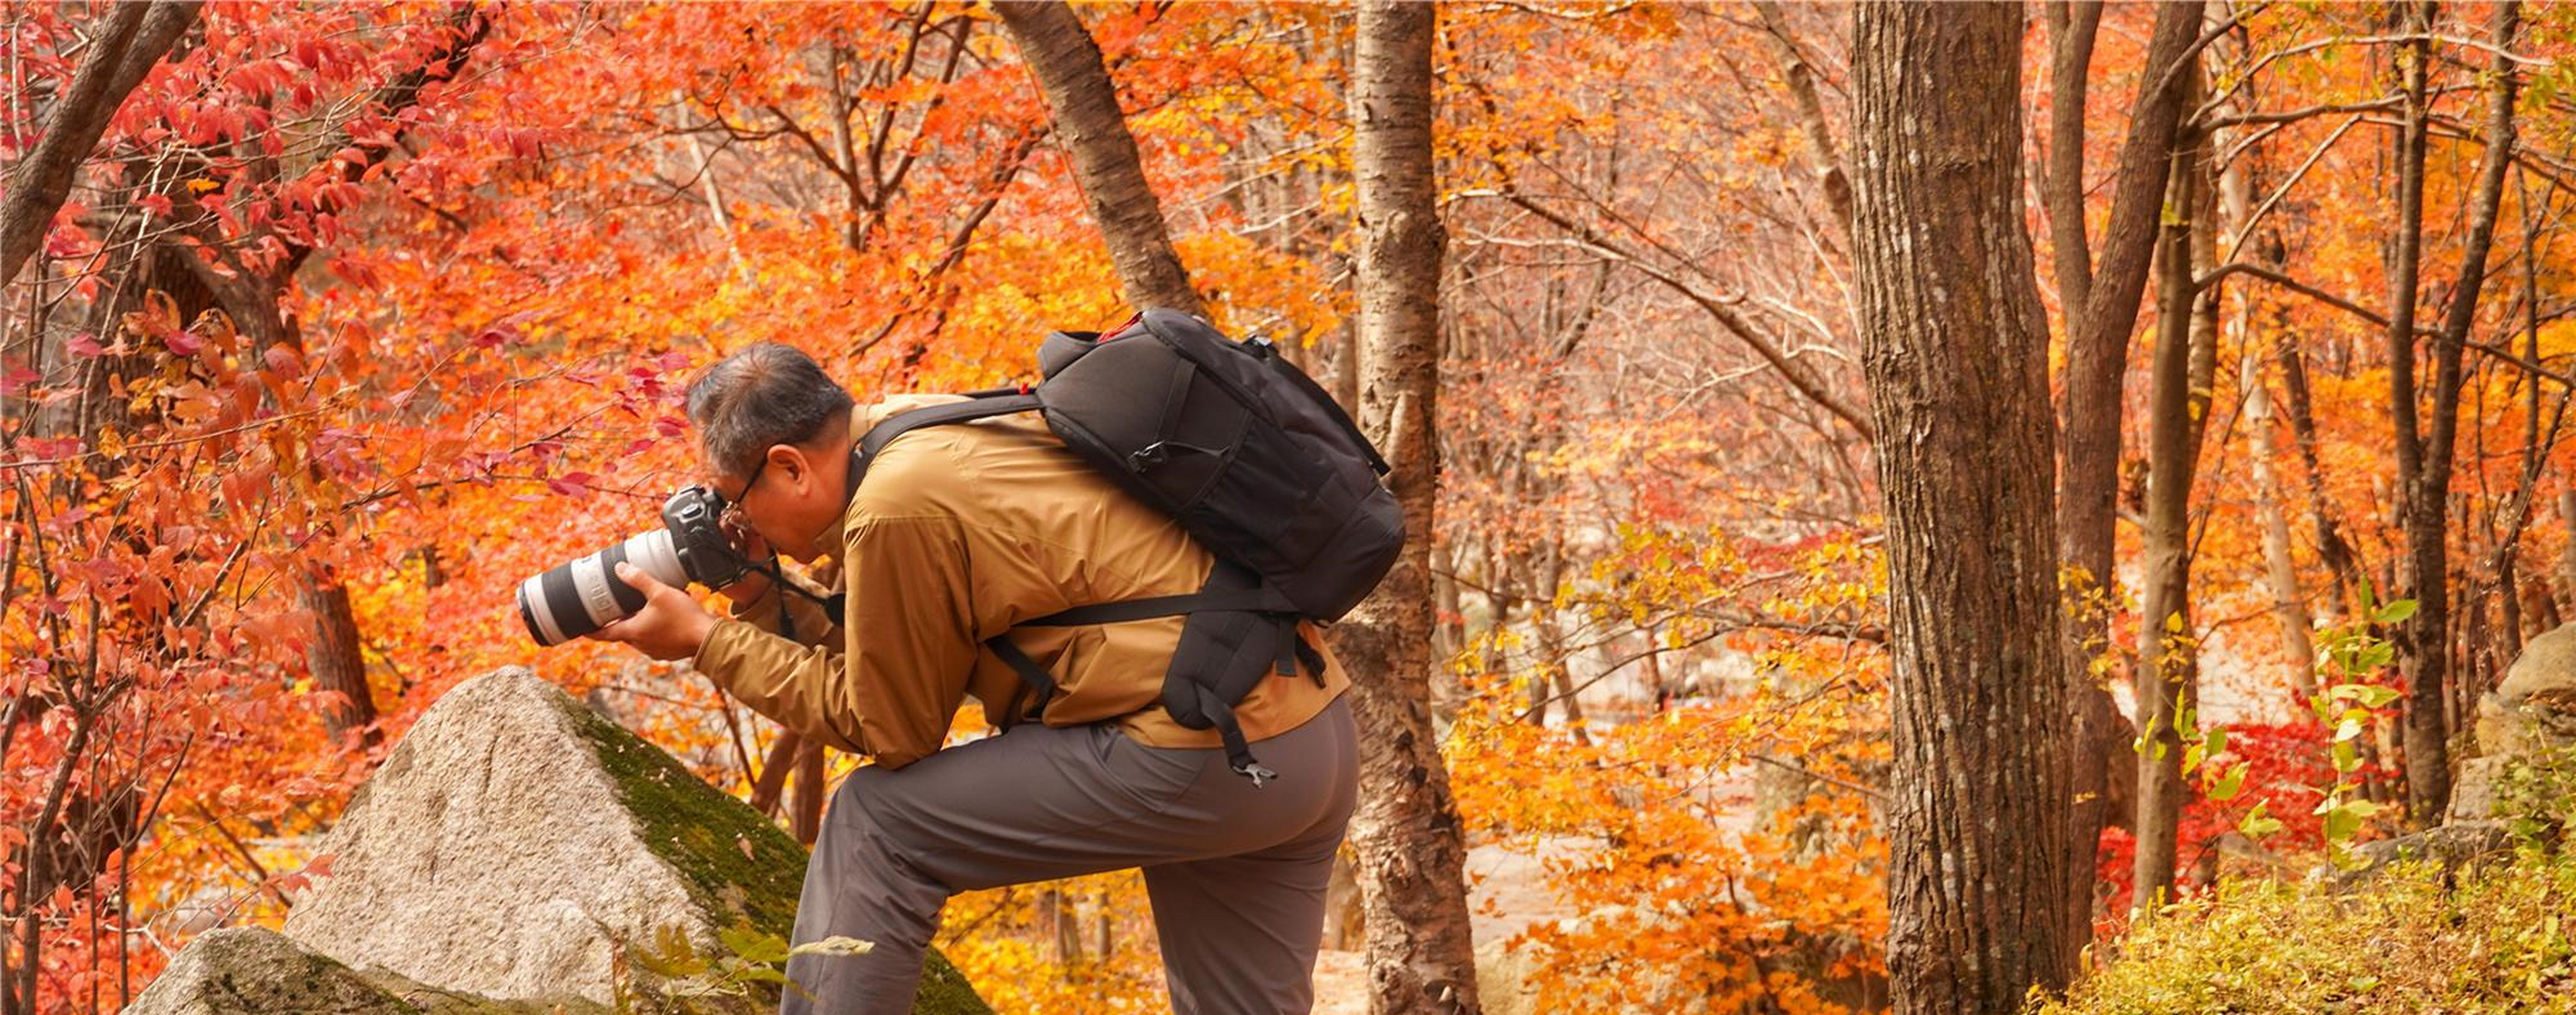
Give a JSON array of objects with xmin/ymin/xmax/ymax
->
[{"xmin": 588, "ymin": 340, "xmax": 1357, "ymax": 1015}]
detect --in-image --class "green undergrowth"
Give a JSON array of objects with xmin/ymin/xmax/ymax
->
[{"xmin": 2038, "ymin": 847, "xmax": 2576, "ymax": 1015}]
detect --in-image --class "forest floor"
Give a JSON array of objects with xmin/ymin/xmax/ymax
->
[{"xmin": 1309, "ymin": 839, "xmax": 1591, "ymax": 1014}]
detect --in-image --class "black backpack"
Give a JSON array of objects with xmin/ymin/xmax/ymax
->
[{"xmin": 842, "ymin": 308, "xmax": 1403, "ymax": 785}]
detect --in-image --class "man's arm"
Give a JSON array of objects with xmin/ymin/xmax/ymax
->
[
  {"xmin": 830, "ymin": 513, "xmax": 986, "ymax": 769},
  {"xmin": 695, "ymin": 589, "xmax": 865, "ymax": 757},
  {"xmin": 718, "ymin": 565, "xmax": 843, "ymax": 649},
  {"xmin": 691, "ymin": 514, "xmax": 989, "ymax": 766}
]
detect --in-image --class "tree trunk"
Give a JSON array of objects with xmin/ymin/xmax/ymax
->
[
  {"xmin": 2382, "ymin": 2, "xmax": 2441, "ymax": 826},
  {"xmin": 2131, "ymin": 103, "xmax": 2213, "ymax": 910},
  {"xmin": 2387, "ymin": 0, "xmax": 2518, "ymax": 826},
  {"xmin": 2275, "ymin": 339, "xmax": 2367, "ymax": 620},
  {"xmin": 2042, "ymin": 0, "xmax": 2201, "ymax": 945},
  {"xmin": 790, "ymin": 739, "xmax": 827, "ymax": 847},
  {"xmin": 1750, "ymin": 1, "xmax": 1852, "ymax": 243},
  {"xmin": 1042, "ymin": 887, "xmax": 1081, "ymax": 965},
  {"xmin": 2050, "ymin": 0, "xmax": 2203, "ymax": 604},
  {"xmin": 749, "ymin": 731, "xmax": 803, "ymax": 818},
  {"xmin": 0, "ymin": 1, "xmax": 203, "ymax": 289},
  {"xmin": 2207, "ymin": 20, "xmax": 2317, "ymax": 703},
  {"xmin": 298, "ymin": 575, "xmax": 381, "ymax": 750},
  {"xmin": 1851, "ymin": 5, "xmax": 2077, "ymax": 1010},
  {"xmin": 2244, "ymin": 348, "xmax": 2317, "ymax": 700},
  {"xmin": 1334, "ymin": 4, "xmax": 1479, "ymax": 1013},
  {"xmin": 991, "ymin": 1, "xmax": 1203, "ymax": 316}
]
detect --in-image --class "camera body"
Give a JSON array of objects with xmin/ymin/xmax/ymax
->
[
  {"xmin": 516, "ymin": 485, "xmax": 756, "ymax": 646},
  {"xmin": 658, "ymin": 484, "xmax": 756, "ymax": 591}
]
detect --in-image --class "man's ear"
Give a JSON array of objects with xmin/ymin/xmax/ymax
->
[{"xmin": 770, "ymin": 443, "xmax": 813, "ymax": 491}]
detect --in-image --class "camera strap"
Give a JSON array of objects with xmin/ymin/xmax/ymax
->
[{"xmin": 741, "ymin": 554, "xmax": 842, "ymax": 643}]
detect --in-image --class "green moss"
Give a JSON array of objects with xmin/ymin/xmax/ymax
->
[
  {"xmin": 181, "ymin": 929, "xmax": 428, "ymax": 1014},
  {"xmin": 554, "ymin": 697, "xmax": 993, "ymax": 1015},
  {"xmin": 2035, "ymin": 849, "xmax": 2576, "ymax": 1015},
  {"xmin": 144, "ymin": 927, "xmax": 614, "ymax": 1015},
  {"xmin": 557, "ymin": 698, "xmax": 808, "ymax": 935}
]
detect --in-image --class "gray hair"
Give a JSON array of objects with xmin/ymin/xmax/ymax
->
[{"xmin": 683, "ymin": 342, "xmax": 855, "ymax": 478}]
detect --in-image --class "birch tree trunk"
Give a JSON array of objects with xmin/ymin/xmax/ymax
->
[
  {"xmin": 992, "ymin": 1, "xmax": 1204, "ymax": 316},
  {"xmin": 2207, "ymin": 14, "xmax": 2317, "ymax": 703},
  {"xmin": 1851, "ymin": 4, "xmax": 2077, "ymax": 1009},
  {"xmin": 1334, "ymin": 4, "xmax": 1480, "ymax": 1013},
  {"xmin": 2244, "ymin": 350, "xmax": 2317, "ymax": 699}
]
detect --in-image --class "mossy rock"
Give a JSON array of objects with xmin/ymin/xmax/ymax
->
[
  {"xmin": 274, "ymin": 667, "xmax": 988, "ymax": 1015},
  {"xmin": 127, "ymin": 926, "xmax": 611, "ymax": 1015},
  {"xmin": 556, "ymin": 678, "xmax": 989, "ymax": 1014}
]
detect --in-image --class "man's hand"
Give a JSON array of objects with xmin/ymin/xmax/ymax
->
[{"xmin": 588, "ymin": 561, "xmax": 718, "ymax": 661}]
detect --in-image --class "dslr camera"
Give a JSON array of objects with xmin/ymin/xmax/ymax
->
[{"xmin": 516, "ymin": 485, "xmax": 756, "ymax": 645}]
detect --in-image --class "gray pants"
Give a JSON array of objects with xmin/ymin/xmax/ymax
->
[{"xmin": 779, "ymin": 696, "xmax": 1357, "ymax": 1015}]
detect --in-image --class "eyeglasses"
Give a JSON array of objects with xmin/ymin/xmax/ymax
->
[{"xmin": 719, "ymin": 455, "xmax": 767, "ymax": 530}]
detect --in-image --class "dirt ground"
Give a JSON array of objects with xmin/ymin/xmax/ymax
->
[{"xmin": 1307, "ymin": 840, "xmax": 1590, "ymax": 1013}]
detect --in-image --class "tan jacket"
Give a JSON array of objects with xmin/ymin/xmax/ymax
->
[{"xmin": 691, "ymin": 395, "xmax": 1351, "ymax": 769}]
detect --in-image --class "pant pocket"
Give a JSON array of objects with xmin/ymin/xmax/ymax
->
[{"xmin": 1100, "ymin": 726, "xmax": 1211, "ymax": 808}]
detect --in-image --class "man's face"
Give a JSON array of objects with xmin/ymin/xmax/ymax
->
[
  {"xmin": 695, "ymin": 412, "xmax": 852, "ymax": 563},
  {"xmin": 705, "ymin": 445, "xmax": 824, "ymax": 561}
]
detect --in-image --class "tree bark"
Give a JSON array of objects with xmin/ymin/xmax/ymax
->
[
  {"xmin": 2041, "ymin": 0, "xmax": 2103, "ymax": 325},
  {"xmin": 2051, "ymin": 0, "xmax": 2203, "ymax": 602},
  {"xmin": 992, "ymin": 1, "xmax": 1204, "ymax": 316},
  {"xmin": 1334, "ymin": 4, "xmax": 1479, "ymax": 1013},
  {"xmin": 2131, "ymin": 103, "xmax": 2213, "ymax": 910},
  {"xmin": 1751, "ymin": 1, "xmax": 1852, "ymax": 243},
  {"xmin": 749, "ymin": 731, "xmax": 803, "ymax": 817},
  {"xmin": 2207, "ymin": 12, "xmax": 2318, "ymax": 703},
  {"xmin": 1851, "ymin": 5, "xmax": 2077, "ymax": 1010},
  {"xmin": 298, "ymin": 575, "xmax": 381, "ymax": 749},
  {"xmin": 0, "ymin": 1, "xmax": 202, "ymax": 290},
  {"xmin": 2244, "ymin": 348, "xmax": 2317, "ymax": 699},
  {"xmin": 791, "ymin": 739, "xmax": 827, "ymax": 846},
  {"xmin": 2275, "ymin": 339, "xmax": 2367, "ymax": 619},
  {"xmin": 2387, "ymin": 0, "xmax": 2518, "ymax": 825},
  {"xmin": 2042, "ymin": 0, "xmax": 2201, "ymax": 944},
  {"xmin": 2382, "ymin": 3, "xmax": 2440, "ymax": 825}
]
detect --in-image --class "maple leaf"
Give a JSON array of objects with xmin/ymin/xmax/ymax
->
[{"xmin": 548, "ymin": 473, "xmax": 597, "ymax": 497}]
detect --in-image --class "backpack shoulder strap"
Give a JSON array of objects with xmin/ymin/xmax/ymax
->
[
  {"xmin": 848, "ymin": 392, "xmax": 1043, "ymax": 488},
  {"xmin": 817, "ymin": 391, "xmax": 1042, "ymax": 630}
]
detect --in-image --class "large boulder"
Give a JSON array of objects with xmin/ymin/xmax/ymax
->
[
  {"xmin": 151, "ymin": 667, "xmax": 987, "ymax": 1014},
  {"xmin": 2448, "ymin": 622, "xmax": 2576, "ymax": 824},
  {"xmin": 2476, "ymin": 621, "xmax": 2576, "ymax": 757}
]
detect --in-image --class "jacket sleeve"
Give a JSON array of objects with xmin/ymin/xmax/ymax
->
[
  {"xmin": 692, "ymin": 573, "xmax": 868, "ymax": 753},
  {"xmin": 835, "ymin": 513, "xmax": 982, "ymax": 769},
  {"xmin": 721, "ymin": 565, "xmax": 842, "ymax": 647},
  {"xmin": 691, "ymin": 515, "xmax": 981, "ymax": 768}
]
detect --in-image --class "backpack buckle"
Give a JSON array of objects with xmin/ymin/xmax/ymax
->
[
  {"xmin": 1129, "ymin": 440, "xmax": 1223, "ymax": 473},
  {"xmin": 1232, "ymin": 760, "xmax": 1278, "ymax": 787}
]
